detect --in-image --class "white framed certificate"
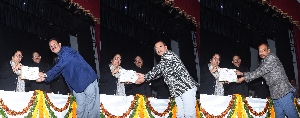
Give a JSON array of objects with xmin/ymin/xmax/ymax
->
[
  {"xmin": 218, "ymin": 68, "xmax": 237, "ymax": 82},
  {"xmin": 21, "ymin": 66, "xmax": 39, "ymax": 80},
  {"xmin": 119, "ymin": 69, "xmax": 138, "ymax": 83}
]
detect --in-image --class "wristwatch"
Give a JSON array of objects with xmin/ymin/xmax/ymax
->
[{"xmin": 44, "ymin": 73, "xmax": 47, "ymax": 78}]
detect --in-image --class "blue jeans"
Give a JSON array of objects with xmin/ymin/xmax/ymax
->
[
  {"xmin": 273, "ymin": 92, "xmax": 298, "ymax": 118},
  {"xmin": 73, "ymin": 80, "xmax": 100, "ymax": 118}
]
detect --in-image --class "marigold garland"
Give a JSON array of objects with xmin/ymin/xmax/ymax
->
[
  {"xmin": 1, "ymin": 91, "xmax": 300, "ymax": 117},
  {"xmin": 200, "ymin": 95, "xmax": 234, "ymax": 118},
  {"xmin": 243, "ymin": 96, "xmax": 269, "ymax": 116},
  {"xmin": 45, "ymin": 93, "xmax": 70, "ymax": 112},
  {"xmin": 145, "ymin": 97, "xmax": 172, "ymax": 116},
  {"xmin": 100, "ymin": 95, "xmax": 138, "ymax": 118},
  {"xmin": 0, "ymin": 91, "xmax": 36, "ymax": 116}
]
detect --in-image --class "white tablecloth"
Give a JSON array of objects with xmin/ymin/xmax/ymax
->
[
  {"xmin": 0, "ymin": 90, "xmax": 68, "ymax": 118},
  {"xmin": 200, "ymin": 94, "xmax": 268, "ymax": 118},
  {"xmin": 0, "ymin": 91, "xmax": 287, "ymax": 118}
]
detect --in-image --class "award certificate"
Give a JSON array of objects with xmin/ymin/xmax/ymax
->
[
  {"xmin": 21, "ymin": 66, "xmax": 39, "ymax": 80},
  {"xmin": 218, "ymin": 68, "xmax": 237, "ymax": 82},
  {"xmin": 119, "ymin": 69, "xmax": 138, "ymax": 83}
]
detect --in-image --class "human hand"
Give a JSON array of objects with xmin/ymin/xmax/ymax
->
[
  {"xmin": 236, "ymin": 77, "xmax": 245, "ymax": 83},
  {"xmin": 225, "ymin": 81, "xmax": 230, "ymax": 84},
  {"xmin": 36, "ymin": 72, "xmax": 46, "ymax": 82},
  {"xmin": 16, "ymin": 63, "xmax": 22, "ymax": 70},
  {"xmin": 111, "ymin": 67, "xmax": 120, "ymax": 75},
  {"xmin": 135, "ymin": 73, "xmax": 145, "ymax": 84},
  {"xmin": 235, "ymin": 70, "xmax": 243, "ymax": 76},
  {"xmin": 210, "ymin": 66, "xmax": 218, "ymax": 73}
]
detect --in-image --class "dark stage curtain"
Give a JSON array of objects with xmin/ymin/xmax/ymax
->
[
  {"xmin": 200, "ymin": 29, "xmax": 251, "ymax": 69},
  {"xmin": 101, "ymin": 0, "xmax": 198, "ymax": 80},
  {"xmin": 173, "ymin": 0, "xmax": 200, "ymax": 62},
  {"xmin": 275, "ymin": 26, "xmax": 295, "ymax": 80},
  {"xmin": 0, "ymin": 0, "xmax": 97, "ymax": 69},
  {"xmin": 0, "ymin": 23, "xmax": 69, "ymax": 66},
  {"xmin": 200, "ymin": 0, "xmax": 294, "ymax": 80},
  {"xmin": 100, "ymin": 28, "xmax": 154, "ymax": 70},
  {"xmin": 294, "ymin": 25, "xmax": 300, "ymax": 94}
]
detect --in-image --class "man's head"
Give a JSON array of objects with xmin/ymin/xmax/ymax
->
[
  {"xmin": 154, "ymin": 41, "xmax": 168, "ymax": 56},
  {"xmin": 258, "ymin": 43, "xmax": 270, "ymax": 59},
  {"xmin": 232, "ymin": 55, "xmax": 241, "ymax": 67},
  {"xmin": 49, "ymin": 38, "xmax": 62, "ymax": 54},
  {"xmin": 134, "ymin": 56, "xmax": 143, "ymax": 68},
  {"xmin": 290, "ymin": 79, "xmax": 296, "ymax": 87},
  {"xmin": 32, "ymin": 52, "xmax": 41, "ymax": 63}
]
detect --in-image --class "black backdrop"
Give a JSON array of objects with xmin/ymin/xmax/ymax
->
[
  {"xmin": 0, "ymin": 0, "xmax": 96, "ymax": 70},
  {"xmin": 100, "ymin": 0, "xmax": 198, "ymax": 80},
  {"xmin": 200, "ymin": 29, "xmax": 251, "ymax": 68},
  {"xmin": 200, "ymin": 0, "xmax": 295, "ymax": 79},
  {"xmin": 0, "ymin": 23, "xmax": 69, "ymax": 66}
]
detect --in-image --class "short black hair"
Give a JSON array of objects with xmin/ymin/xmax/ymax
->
[
  {"xmin": 49, "ymin": 38, "xmax": 61, "ymax": 44},
  {"xmin": 156, "ymin": 40, "xmax": 167, "ymax": 46},
  {"xmin": 258, "ymin": 43, "xmax": 269, "ymax": 49},
  {"xmin": 232, "ymin": 54, "xmax": 241, "ymax": 59}
]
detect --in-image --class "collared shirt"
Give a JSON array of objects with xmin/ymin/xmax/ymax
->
[
  {"xmin": 145, "ymin": 50, "xmax": 199, "ymax": 97},
  {"xmin": 45, "ymin": 46, "xmax": 98, "ymax": 93},
  {"xmin": 244, "ymin": 53, "xmax": 294, "ymax": 99}
]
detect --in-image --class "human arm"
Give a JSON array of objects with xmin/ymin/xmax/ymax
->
[
  {"xmin": 237, "ymin": 56, "xmax": 275, "ymax": 82},
  {"xmin": 145, "ymin": 64, "xmax": 163, "ymax": 82}
]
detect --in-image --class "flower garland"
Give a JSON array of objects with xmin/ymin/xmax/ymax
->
[
  {"xmin": 100, "ymin": 95, "xmax": 138, "ymax": 118},
  {"xmin": 45, "ymin": 93, "xmax": 70, "ymax": 112},
  {"xmin": 1, "ymin": 91, "xmax": 300, "ymax": 117},
  {"xmin": 200, "ymin": 95, "xmax": 234, "ymax": 118},
  {"xmin": 0, "ymin": 91, "xmax": 36, "ymax": 116},
  {"xmin": 63, "ymin": 94, "xmax": 77, "ymax": 118},
  {"xmin": 242, "ymin": 96, "xmax": 269, "ymax": 116},
  {"xmin": 242, "ymin": 97, "xmax": 254, "ymax": 118},
  {"xmin": 145, "ymin": 97, "xmax": 172, "ymax": 117},
  {"xmin": 294, "ymin": 98, "xmax": 300, "ymax": 116}
]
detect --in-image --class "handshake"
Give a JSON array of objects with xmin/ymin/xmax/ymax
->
[
  {"xmin": 235, "ymin": 70, "xmax": 245, "ymax": 83},
  {"xmin": 36, "ymin": 72, "xmax": 46, "ymax": 82},
  {"xmin": 135, "ymin": 73, "xmax": 146, "ymax": 84}
]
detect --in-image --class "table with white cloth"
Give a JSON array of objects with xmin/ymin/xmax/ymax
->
[
  {"xmin": 0, "ymin": 91, "xmax": 299, "ymax": 118},
  {"xmin": 0, "ymin": 90, "xmax": 69, "ymax": 118}
]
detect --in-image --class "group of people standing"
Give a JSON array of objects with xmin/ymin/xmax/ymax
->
[
  {"xmin": 0, "ymin": 38, "xmax": 298, "ymax": 118},
  {"xmin": 99, "ymin": 41, "xmax": 199, "ymax": 117},
  {"xmin": 0, "ymin": 50, "xmax": 69, "ymax": 94},
  {"xmin": 200, "ymin": 43, "xmax": 298, "ymax": 118}
]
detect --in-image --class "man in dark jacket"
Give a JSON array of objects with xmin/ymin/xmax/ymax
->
[
  {"xmin": 236, "ymin": 43, "xmax": 298, "ymax": 117},
  {"xmin": 30, "ymin": 52, "xmax": 51, "ymax": 92},
  {"xmin": 36, "ymin": 38, "xmax": 99, "ymax": 118},
  {"xmin": 224, "ymin": 55, "xmax": 249, "ymax": 97},
  {"xmin": 129, "ymin": 56, "xmax": 152, "ymax": 96}
]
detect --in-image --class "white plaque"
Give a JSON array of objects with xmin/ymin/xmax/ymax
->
[
  {"xmin": 21, "ymin": 66, "xmax": 39, "ymax": 80},
  {"xmin": 218, "ymin": 68, "xmax": 237, "ymax": 82},
  {"xmin": 119, "ymin": 69, "xmax": 138, "ymax": 83}
]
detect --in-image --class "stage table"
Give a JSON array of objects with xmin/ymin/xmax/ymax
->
[{"xmin": 0, "ymin": 91, "xmax": 298, "ymax": 117}]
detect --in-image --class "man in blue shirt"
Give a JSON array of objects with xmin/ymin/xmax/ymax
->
[{"xmin": 36, "ymin": 38, "xmax": 100, "ymax": 117}]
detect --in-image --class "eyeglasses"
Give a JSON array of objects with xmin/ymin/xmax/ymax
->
[
  {"xmin": 114, "ymin": 57, "xmax": 122, "ymax": 61},
  {"xmin": 15, "ymin": 54, "xmax": 23, "ymax": 58},
  {"xmin": 213, "ymin": 57, "xmax": 220, "ymax": 61}
]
